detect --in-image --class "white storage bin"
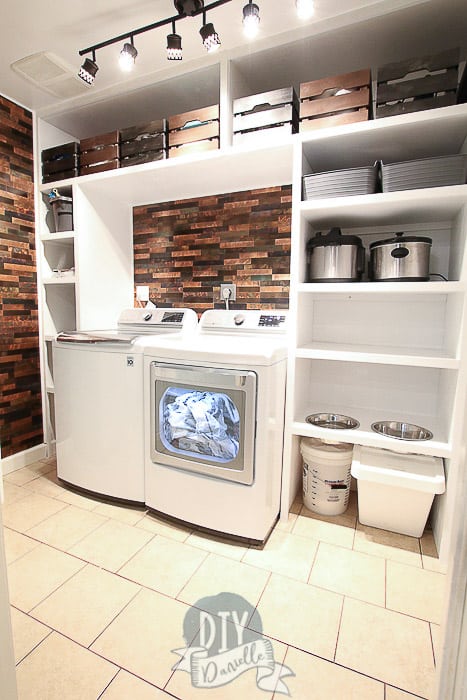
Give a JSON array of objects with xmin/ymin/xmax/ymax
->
[{"xmin": 351, "ymin": 445, "xmax": 445, "ymax": 537}]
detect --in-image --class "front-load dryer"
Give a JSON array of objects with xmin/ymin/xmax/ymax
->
[{"xmin": 143, "ymin": 309, "xmax": 288, "ymax": 543}]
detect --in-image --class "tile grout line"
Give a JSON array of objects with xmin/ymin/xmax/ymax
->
[
  {"xmin": 29, "ymin": 510, "xmax": 113, "ymax": 554},
  {"xmin": 174, "ymin": 548, "xmax": 211, "ymax": 602},
  {"xmin": 12, "ymin": 615, "xmax": 54, "ymax": 667},
  {"xmin": 23, "ymin": 557, "xmax": 88, "ymax": 617},
  {"xmin": 250, "ymin": 631, "xmax": 392, "ymax": 691},
  {"xmin": 3, "ymin": 499, "xmax": 70, "ymax": 533},
  {"xmin": 384, "ymin": 558, "xmax": 388, "ymax": 609},
  {"xmin": 87, "ymin": 585, "xmax": 144, "ymax": 650},
  {"xmin": 248, "ymin": 569, "xmax": 272, "ymax": 628},
  {"xmin": 95, "ymin": 666, "xmax": 120, "ymax": 699},
  {"xmin": 429, "ymin": 622, "xmax": 438, "ymax": 668},
  {"xmin": 162, "ymin": 608, "xmax": 204, "ymax": 694},
  {"xmin": 112, "ymin": 530, "xmax": 158, "ymax": 574},
  {"xmin": 332, "ymin": 593, "xmax": 346, "ymax": 664},
  {"xmin": 307, "ymin": 538, "xmax": 322, "ymax": 584}
]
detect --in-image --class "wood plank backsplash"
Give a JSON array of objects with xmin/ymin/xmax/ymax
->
[
  {"xmin": 133, "ymin": 185, "xmax": 292, "ymax": 315},
  {"xmin": 0, "ymin": 95, "xmax": 43, "ymax": 458}
]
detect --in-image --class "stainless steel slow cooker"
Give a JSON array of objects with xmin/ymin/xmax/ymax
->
[
  {"xmin": 369, "ymin": 232, "xmax": 432, "ymax": 281},
  {"xmin": 306, "ymin": 227, "xmax": 365, "ymax": 282}
]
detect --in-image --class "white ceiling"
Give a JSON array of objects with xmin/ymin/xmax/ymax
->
[{"xmin": 1, "ymin": 0, "xmax": 466, "ymax": 136}]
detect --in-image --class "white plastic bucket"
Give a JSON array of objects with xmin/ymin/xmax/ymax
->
[{"xmin": 300, "ymin": 437, "xmax": 353, "ymax": 516}]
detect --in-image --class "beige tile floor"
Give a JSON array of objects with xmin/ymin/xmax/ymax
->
[{"xmin": 2, "ymin": 458, "xmax": 446, "ymax": 699}]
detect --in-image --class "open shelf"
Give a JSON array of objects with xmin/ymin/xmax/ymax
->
[
  {"xmin": 300, "ymin": 186, "xmax": 467, "ymax": 227},
  {"xmin": 40, "ymin": 140, "xmax": 294, "ymax": 207},
  {"xmin": 40, "ymin": 231, "xmax": 74, "ymax": 241},
  {"xmin": 42, "ymin": 284, "xmax": 76, "ymax": 337},
  {"xmin": 292, "ymin": 358, "xmax": 457, "ymax": 459},
  {"xmin": 295, "ymin": 343, "xmax": 460, "ymax": 369},
  {"xmin": 295, "ymin": 290, "xmax": 464, "ymax": 368},
  {"xmin": 42, "ymin": 276, "xmax": 76, "ymax": 285},
  {"xmin": 291, "ymin": 417, "xmax": 451, "ymax": 459},
  {"xmin": 297, "ymin": 281, "xmax": 463, "ymax": 294},
  {"xmin": 300, "ymin": 104, "xmax": 467, "ymax": 172},
  {"xmin": 298, "ymin": 209, "xmax": 466, "ymax": 284}
]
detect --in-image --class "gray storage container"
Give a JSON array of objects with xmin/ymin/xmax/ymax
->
[{"xmin": 50, "ymin": 196, "xmax": 73, "ymax": 232}]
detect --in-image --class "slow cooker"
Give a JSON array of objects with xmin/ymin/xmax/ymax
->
[
  {"xmin": 306, "ymin": 227, "xmax": 365, "ymax": 282},
  {"xmin": 369, "ymin": 232, "xmax": 432, "ymax": 281}
]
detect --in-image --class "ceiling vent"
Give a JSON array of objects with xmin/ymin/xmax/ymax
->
[{"xmin": 11, "ymin": 51, "xmax": 90, "ymax": 98}]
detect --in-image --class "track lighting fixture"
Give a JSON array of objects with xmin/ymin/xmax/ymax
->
[
  {"xmin": 199, "ymin": 12, "xmax": 221, "ymax": 53},
  {"xmin": 167, "ymin": 21, "xmax": 183, "ymax": 60},
  {"xmin": 78, "ymin": 53, "xmax": 99, "ymax": 85},
  {"xmin": 119, "ymin": 39, "xmax": 138, "ymax": 71},
  {"xmin": 78, "ymin": 1, "xmax": 312, "ymax": 85},
  {"xmin": 174, "ymin": 0, "xmax": 204, "ymax": 14},
  {"xmin": 296, "ymin": 0, "xmax": 314, "ymax": 20},
  {"xmin": 243, "ymin": 1, "xmax": 260, "ymax": 39}
]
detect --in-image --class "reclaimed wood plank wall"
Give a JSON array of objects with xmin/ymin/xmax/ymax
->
[
  {"xmin": 0, "ymin": 95, "xmax": 43, "ymax": 458},
  {"xmin": 133, "ymin": 185, "xmax": 291, "ymax": 315}
]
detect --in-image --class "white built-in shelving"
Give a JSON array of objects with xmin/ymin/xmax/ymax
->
[
  {"xmin": 278, "ymin": 103, "xmax": 467, "ymax": 567},
  {"xmin": 34, "ymin": 31, "xmax": 467, "ymax": 565}
]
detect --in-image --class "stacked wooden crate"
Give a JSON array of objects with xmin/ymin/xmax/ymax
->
[
  {"xmin": 299, "ymin": 69, "xmax": 371, "ymax": 131},
  {"xmin": 79, "ymin": 131, "xmax": 120, "ymax": 176},
  {"xmin": 233, "ymin": 87, "xmax": 299, "ymax": 145},
  {"xmin": 375, "ymin": 48, "xmax": 460, "ymax": 118},
  {"xmin": 168, "ymin": 105, "xmax": 219, "ymax": 158},
  {"xmin": 41, "ymin": 142, "xmax": 79, "ymax": 184},
  {"xmin": 120, "ymin": 120, "xmax": 167, "ymax": 167}
]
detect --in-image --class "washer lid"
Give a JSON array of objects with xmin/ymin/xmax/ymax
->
[
  {"xmin": 351, "ymin": 445, "xmax": 445, "ymax": 494},
  {"xmin": 55, "ymin": 330, "xmax": 138, "ymax": 345}
]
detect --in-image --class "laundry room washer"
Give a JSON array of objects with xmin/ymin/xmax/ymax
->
[
  {"xmin": 143, "ymin": 309, "xmax": 288, "ymax": 543},
  {"xmin": 53, "ymin": 307, "xmax": 198, "ymax": 503}
]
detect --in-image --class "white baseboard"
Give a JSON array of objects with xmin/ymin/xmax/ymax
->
[{"xmin": 0, "ymin": 444, "xmax": 47, "ymax": 476}]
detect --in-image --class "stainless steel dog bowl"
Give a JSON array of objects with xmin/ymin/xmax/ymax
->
[
  {"xmin": 371, "ymin": 421, "xmax": 433, "ymax": 441},
  {"xmin": 306, "ymin": 413, "xmax": 360, "ymax": 430}
]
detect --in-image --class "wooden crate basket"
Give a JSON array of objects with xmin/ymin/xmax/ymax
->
[
  {"xmin": 168, "ymin": 105, "xmax": 219, "ymax": 156},
  {"xmin": 376, "ymin": 48, "xmax": 460, "ymax": 118},
  {"xmin": 42, "ymin": 142, "xmax": 79, "ymax": 183},
  {"xmin": 120, "ymin": 119, "xmax": 167, "ymax": 168},
  {"xmin": 79, "ymin": 130, "xmax": 120, "ymax": 176},
  {"xmin": 233, "ymin": 87, "xmax": 299, "ymax": 143},
  {"xmin": 168, "ymin": 138, "xmax": 219, "ymax": 159},
  {"xmin": 299, "ymin": 69, "xmax": 371, "ymax": 132}
]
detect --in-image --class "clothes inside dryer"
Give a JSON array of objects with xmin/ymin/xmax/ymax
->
[{"xmin": 160, "ymin": 387, "xmax": 241, "ymax": 461}]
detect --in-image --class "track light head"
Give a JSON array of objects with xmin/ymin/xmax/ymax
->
[
  {"xmin": 242, "ymin": 1, "xmax": 260, "ymax": 39},
  {"xmin": 78, "ymin": 56, "xmax": 99, "ymax": 85},
  {"xmin": 296, "ymin": 0, "xmax": 314, "ymax": 20},
  {"xmin": 200, "ymin": 20, "xmax": 221, "ymax": 52},
  {"xmin": 174, "ymin": 0, "xmax": 204, "ymax": 16},
  {"xmin": 167, "ymin": 32, "xmax": 183, "ymax": 60},
  {"xmin": 119, "ymin": 41, "xmax": 138, "ymax": 71}
]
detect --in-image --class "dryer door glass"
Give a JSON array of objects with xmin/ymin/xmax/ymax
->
[{"xmin": 151, "ymin": 362, "xmax": 257, "ymax": 485}]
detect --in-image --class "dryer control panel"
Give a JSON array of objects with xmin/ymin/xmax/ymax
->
[{"xmin": 200, "ymin": 309, "xmax": 288, "ymax": 333}]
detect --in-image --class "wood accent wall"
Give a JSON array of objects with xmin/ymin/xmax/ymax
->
[
  {"xmin": 0, "ymin": 95, "xmax": 43, "ymax": 458},
  {"xmin": 133, "ymin": 185, "xmax": 291, "ymax": 315}
]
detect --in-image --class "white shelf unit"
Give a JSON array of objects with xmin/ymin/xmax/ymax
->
[
  {"xmin": 36, "ymin": 80, "xmax": 467, "ymax": 562},
  {"xmin": 34, "ymin": 119, "xmax": 295, "ymax": 455},
  {"xmin": 282, "ymin": 104, "xmax": 467, "ymax": 566}
]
